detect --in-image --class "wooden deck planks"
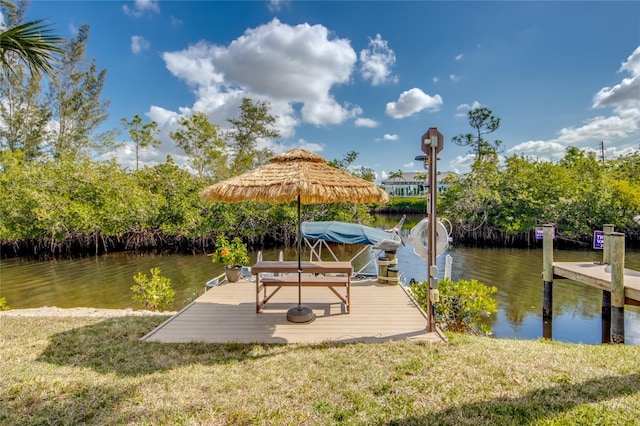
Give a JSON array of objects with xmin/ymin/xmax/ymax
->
[
  {"xmin": 553, "ymin": 261, "xmax": 640, "ymax": 305},
  {"xmin": 141, "ymin": 278, "xmax": 445, "ymax": 344}
]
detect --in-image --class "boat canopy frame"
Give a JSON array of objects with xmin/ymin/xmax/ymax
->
[{"xmin": 301, "ymin": 217, "xmax": 405, "ymax": 277}]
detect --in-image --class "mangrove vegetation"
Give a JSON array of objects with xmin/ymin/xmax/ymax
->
[{"xmin": 1, "ymin": 1, "xmax": 638, "ymax": 258}]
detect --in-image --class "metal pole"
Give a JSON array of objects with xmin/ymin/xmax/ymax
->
[
  {"xmin": 429, "ymin": 144, "xmax": 437, "ymax": 274},
  {"xmin": 297, "ymin": 194, "xmax": 302, "ymax": 308},
  {"xmin": 286, "ymin": 195, "xmax": 315, "ymax": 323},
  {"xmin": 420, "ymin": 128, "xmax": 443, "ymax": 333},
  {"xmin": 427, "ymin": 143, "xmax": 438, "ymax": 332}
]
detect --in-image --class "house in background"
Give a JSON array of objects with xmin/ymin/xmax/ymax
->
[{"xmin": 382, "ymin": 171, "xmax": 459, "ymax": 197}]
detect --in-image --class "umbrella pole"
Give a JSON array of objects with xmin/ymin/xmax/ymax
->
[
  {"xmin": 287, "ymin": 195, "xmax": 315, "ymax": 323},
  {"xmin": 297, "ymin": 195, "xmax": 302, "ymax": 307}
]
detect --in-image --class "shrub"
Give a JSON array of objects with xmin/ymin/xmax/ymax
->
[
  {"xmin": 211, "ymin": 235, "xmax": 249, "ymax": 267},
  {"xmin": 0, "ymin": 297, "xmax": 9, "ymax": 311},
  {"xmin": 131, "ymin": 267, "xmax": 175, "ymax": 311},
  {"xmin": 409, "ymin": 277, "xmax": 498, "ymax": 335}
]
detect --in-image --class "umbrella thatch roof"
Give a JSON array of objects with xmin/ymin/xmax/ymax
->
[{"xmin": 201, "ymin": 148, "xmax": 389, "ymax": 204}]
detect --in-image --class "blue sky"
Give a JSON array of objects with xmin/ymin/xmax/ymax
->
[{"xmin": 21, "ymin": 1, "xmax": 640, "ymax": 180}]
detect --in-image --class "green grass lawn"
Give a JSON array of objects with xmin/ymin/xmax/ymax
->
[{"xmin": 1, "ymin": 315, "xmax": 639, "ymax": 425}]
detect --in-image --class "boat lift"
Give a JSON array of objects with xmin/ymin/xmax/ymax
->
[{"xmin": 301, "ymin": 217, "xmax": 405, "ymax": 277}]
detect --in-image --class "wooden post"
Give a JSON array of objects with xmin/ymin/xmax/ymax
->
[
  {"xmin": 542, "ymin": 225, "xmax": 554, "ymax": 327},
  {"xmin": 387, "ymin": 268, "xmax": 399, "ymax": 286},
  {"xmin": 601, "ymin": 224, "xmax": 614, "ymax": 343},
  {"xmin": 378, "ymin": 257, "xmax": 388, "ymax": 284},
  {"xmin": 601, "ymin": 294, "xmax": 611, "ymax": 344},
  {"xmin": 386, "ymin": 250, "xmax": 397, "ymax": 270},
  {"xmin": 610, "ymin": 232, "xmax": 625, "ymax": 344},
  {"xmin": 603, "ymin": 224, "xmax": 614, "ymax": 265},
  {"xmin": 385, "ymin": 251, "xmax": 397, "ymax": 286}
]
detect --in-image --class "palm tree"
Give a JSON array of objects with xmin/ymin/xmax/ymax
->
[
  {"xmin": 388, "ymin": 169, "xmax": 404, "ymax": 180},
  {"xmin": 0, "ymin": 1, "xmax": 63, "ymax": 77}
]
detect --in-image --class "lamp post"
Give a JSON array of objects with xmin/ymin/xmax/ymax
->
[{"xmin": 416, "ymin": 127, "xmax": 444, "ymax": 332}]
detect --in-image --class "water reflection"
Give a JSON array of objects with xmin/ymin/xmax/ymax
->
[{"xmin": 1, "ymin": 216, "xmax": 639, "ymax": 345}]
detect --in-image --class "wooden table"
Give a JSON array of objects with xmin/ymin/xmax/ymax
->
[{"xmin": 252, "ymin": 261, "xmax": 353, "ymax": 313}]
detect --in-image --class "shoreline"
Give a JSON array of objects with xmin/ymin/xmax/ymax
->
[{"xmin": 0, "ymin": 306, "xmax": 176, "ymax": 318}]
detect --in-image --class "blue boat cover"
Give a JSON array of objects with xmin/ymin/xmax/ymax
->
[{"xmin": 301, "ymin": 221, "xmax": 400, "ymax": 248}]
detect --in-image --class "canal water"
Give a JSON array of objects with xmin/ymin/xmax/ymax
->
[{"xmin": 1, "ymin": 215, "xmax": 639, "ymax": 345}]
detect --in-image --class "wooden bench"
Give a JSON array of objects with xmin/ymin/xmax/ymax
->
[
  {"xmin": 252, "ymin": 261, "xmax": 353, "ymax": 314},
  {"xmin": 256, "ymin": 274, "xmax": 350, "ymax": 313}
]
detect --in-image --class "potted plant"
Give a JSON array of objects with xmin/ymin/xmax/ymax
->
[{"xmin": 211, "ymin": 235, "xmax": 250, "ymax": 282}]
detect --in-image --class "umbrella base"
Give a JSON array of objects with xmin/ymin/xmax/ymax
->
[{"xmin": 286, "ymin": 306, "xmax": 315, "ymax": 323}]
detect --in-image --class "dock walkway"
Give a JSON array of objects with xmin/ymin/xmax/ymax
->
[
  {"xmin": 141, "ymin": 277, "xmax": 446, "ymax": 344},
  {"xmin": 553, "ymin": 262, "xmax": 640, "ymax": 306}
]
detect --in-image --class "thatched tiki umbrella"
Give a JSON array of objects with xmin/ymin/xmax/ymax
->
[{"xmin": 201, "ymin": 148, "xmax": 389, "ymax": 323}]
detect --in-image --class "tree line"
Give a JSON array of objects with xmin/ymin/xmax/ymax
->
[
  {"xmin": 0, "ymin": 148, "xmax": 380, "ymax": 258},
  {"xmin": 440, "ymin": 148, "xmax": 640, "ymax": 247},
  {"xmin": 439, "ymin": 107, "xmax": 640, "ymax": 247},
  {"xmin": 1, "ymin": 1, "xmax": 638, "ymax": 258}
]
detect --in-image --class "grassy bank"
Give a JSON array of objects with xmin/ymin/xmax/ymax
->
[{"xmin": 2, "ymin": 316, "xmax": 639, "ymax": 425}]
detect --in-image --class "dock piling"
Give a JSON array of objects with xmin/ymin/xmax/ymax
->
[
  {"xmin": 601, "ymin": 224, "xmax": 614, "ymax": 343},
  {"xmin": 542, "ymin": 224, "xmax": 554, "ymax": 338},
  {"xmin": 610, "ymin": 232, "xmax": 625, "ymax": 344},
  {"xmin": 603, "ymin": 224, "xmax": 614, "ymax": 265}
]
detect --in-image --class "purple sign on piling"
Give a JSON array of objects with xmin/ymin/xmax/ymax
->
[
  {"xmin": 535, "ymin": 227, "xmax": 555, "ymax": 241},
  {"xmin": 593, "ymin": 231, "xmax": 604, "ymax": 250}
]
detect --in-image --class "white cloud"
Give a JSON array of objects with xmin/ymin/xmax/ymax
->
[
  {"xmin": 170, "ymin": 16, "xmax": 183, "ymax": 27},
  {"xmin": 146, "ymin": 105, "xmax": 179, "ymax": 127},
  {"xmin": 450, "ymin": 74, "xmax": 460, "ymax": 82},
  {"xmin": 354, "ymin": 117, "xmax": 379, "ymax": 128},
  {"xmin": 277, "ymin": 138, "xmax": 323, "ymax": 154},
  {"xmin": 403, "ymin": 161, "xmax": 414, "ymax": 168},
  {"xmin": 148, "ymin": 18, "xmax": 424, "ymax": 168},
  {"xmin": 385, "ymin": 88, "xmax": 443, "ymax": 119},
  {"xmin": 295, "ymin": 139, "xmax": 324, "ymax": 153},
  {"xmin": 301, "ymin": 98, "xmax": 359, "ymax": 126},
  {"xmin": 383, "ymin": 134, "xmax": 399, "ymax": 141},
  {"xmin": 506, "ymin": 48, "xmax": 640, "ymax": 162},
  {"xmin": 162, "ymin": 41, "xmax": 225, "ymax": 87},
  {"xmin": 593, "ymin": 46, "xmax": 640, "ymax": 109},
  {"xmin": 455, "ymin": 101, "xmax": 482, "ymax": 117},
  {"xmin": 593, "ymin": 77, "xmax": 640, "ymax": 108},
  {"xmin": 507, "ymin": 140, "xmax": 566, "ymax": 156},
  {"xmin": 449, "ymin": 154, "xmax": 475, "ymax": 171},
  {"xmin": 123, "ymin": 0, "xmax": 160, "ymax": 17},
  {"xmin": 432, "ymin": 76, "xmax": 439, "ymax": 83},
  {"xmin": 528, "ymin": 45, "xmax": 638, "ymax": 155},
  {"xmin": 359, "ymin": 34, "xmax": 398, "ymax": 86},
  {"xmin": 621, "ymin": 46, "xmax": 640, "ymax": 75},
  {"xmin": 268, "ymin": 0, "xmax": 288, "ymax": 12},
  {"xmin": 551, "ymin": 113, "xmax": 640, "ymax": 145},
  {"xmin": 161, "ymin": 18, "xmax": 361, "ymax": 131},
  {"xmin": 131, "ymin": 35, "xmax": 150, "ymax": 54},
  {"xmin": 605, "ymin": 145, "xmax": 637, "ymax": 158},
  {"xmin": 216, "ymin": 19, "xmax": 355, "ymax": 103},
  {"xmin": 455, "ymin": 53, "xmax": 463, "ymax": 61}
]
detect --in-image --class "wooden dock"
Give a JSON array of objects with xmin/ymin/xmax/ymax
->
[
  {"xmin": 141, "ymin": 277, "xmax": 446, "ymax": 344},
  {"xmin": 542, "ymin": 225, "xmax": 638, "ymax": 343},
  {"xmin": 553, "ymin": 262, "xmax": 640, "ymax": 306}
]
